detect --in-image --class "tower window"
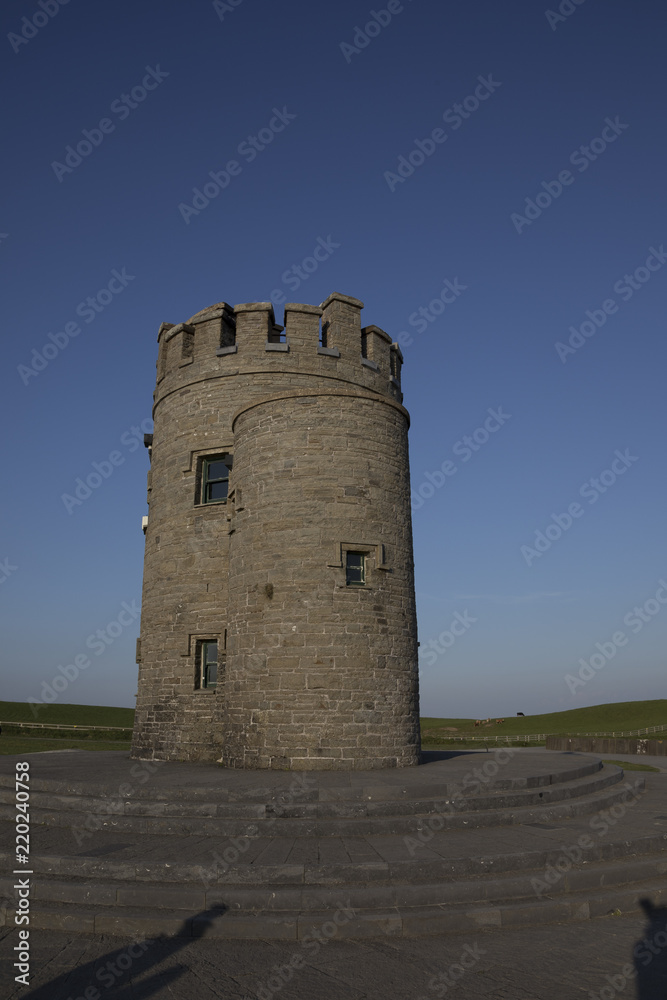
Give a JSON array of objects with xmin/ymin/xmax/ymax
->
[
  {"xmin": 202, "ymin": 456, "xmax": 229, "ymax": 503},
  {"xmin": 345, "ymin": 551, "xmax": 365, "ymax": 586},
  {"xmin": 198, "ymin": 640, "xmax": 218, "ymax": 689}
]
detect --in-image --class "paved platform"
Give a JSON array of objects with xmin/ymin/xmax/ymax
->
[
  {"xmin": 2, "ymin": 750, "xmax": 667, "ymax": 995},
  {"xmin": 0, "ymin": 746, "xmax": 605, "ymax": 795},
  {"xmin": 2, "ymin": 910, "xmax": 667, "ymax": 999}
]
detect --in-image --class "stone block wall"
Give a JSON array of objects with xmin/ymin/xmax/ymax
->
[
  {"xmin": 546, "ymin": 736, "xmax": 667, "ymax": 756},
  {"xmin": 131, "ymin": 294, "xmax": 420, "ymax": 768}
]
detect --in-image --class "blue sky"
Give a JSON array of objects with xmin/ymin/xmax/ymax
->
[{"xmin": 1, "ymin": 0, "xmax": 665, "ymax": 718}]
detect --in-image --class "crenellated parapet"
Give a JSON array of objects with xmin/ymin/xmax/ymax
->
[{"xmin": 153, "ymin": 293, "xmax": 402, "ymax": 403}]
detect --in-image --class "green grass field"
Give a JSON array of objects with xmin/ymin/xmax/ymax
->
[
  {"xmin": 0, "ymin": 701, "xmax": 133, "ymax": 727},
  {"xmin": 420, "ymin": 700, "xmax": 667, "ymax": 745},
  {"xmin": 0, "ymin": 701, "xmax": 134, "ymax": 755},
  {"xmin": 1, "ymin": 699, "xmax": 665, "ymax": 755}
]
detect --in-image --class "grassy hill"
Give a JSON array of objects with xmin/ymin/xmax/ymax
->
[
  {"xmin": 421, "ymin": 700, "xmax": 667, "ymax": 745},
  {"xmin": 0, "ymin": 702, "xmax": 134, "ymax": 755},
  {"xmin": 0, "ymin": 701, "xmax": 134, "ymax": 728}
]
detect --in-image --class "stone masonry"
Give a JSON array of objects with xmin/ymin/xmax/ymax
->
[{"xmin": 131, "ymin": 293, "xmax": 421, "ymax": 768}]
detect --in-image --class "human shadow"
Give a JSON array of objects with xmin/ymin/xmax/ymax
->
[
  {"xmin": 14, "ymin": 904, "xmax": 227, "ymax": 1000},
  {"xmin": 634, "ymin": 898, "xmax": 667, "ymax": 999}
]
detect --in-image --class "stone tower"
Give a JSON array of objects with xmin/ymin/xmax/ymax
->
[{"xmin": 131, "ymin": 293, "xmax": 420, "ymax": 769}]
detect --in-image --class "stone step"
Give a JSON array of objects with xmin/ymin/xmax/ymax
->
[
  {"xmin": 7, "ymin": 877, "xmax": 667, "ymax": 939},
  {"xmin": 3, "ymin": 851, "xmax": 667, "ymax": 913},
  {"xmin": 8, "ymin": 829, "xmax": 666, "ymax": 886},
  {"xmin": 0, "ymin": 762, "xmax": 624, "ymax": 820},
  {"xmin": 1, "ymin": 750, "xmax": 663, "ymax": 942},
  {"xmin": 4, "ymin": 775, "xmax": 642, "ymax": 836},
  {"xmin": 0, "ymin": 753, "xmax": 605, "ymax": 803}
]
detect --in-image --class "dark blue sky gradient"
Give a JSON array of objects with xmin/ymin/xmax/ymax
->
[{"xmin": 1, "ymin": 0, "xmax": 665, "ymax": 717}]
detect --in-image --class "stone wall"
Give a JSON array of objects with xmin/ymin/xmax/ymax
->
[
  {"xmin": 131, "ymin": 294, "xmax": 420, "ymax": 768},
  {"xmin": 546, "ymin": 736, "xmax": 667, "ymax": 755}
]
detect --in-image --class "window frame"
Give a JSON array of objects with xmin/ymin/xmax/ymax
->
[
  {"xmin": 345, "ymin": 551, "xmax": 366, "ymax": 586},
  {"xmin": 196, "ymin": 638, "xmax": 219, "ymax": 691},
  {"xmin": 198, "ymin": 453, "xmax": 231, "ymax": 505}
]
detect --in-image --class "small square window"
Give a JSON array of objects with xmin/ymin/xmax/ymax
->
[
  {"xmin": 345, "ymin": 551, "xmax": 365, "ymax": 586},
  {"xmin": 201, "ymin": 456, "xmax": 230, "ymax": 504},
  {"xmin": 198, "ymin": 640, "xmax": 218, "ymax": 689}
]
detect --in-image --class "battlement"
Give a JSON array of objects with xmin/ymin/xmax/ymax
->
[{"xmin": 155, "ymin": 293, "xmax": 403, "ymax": 394}]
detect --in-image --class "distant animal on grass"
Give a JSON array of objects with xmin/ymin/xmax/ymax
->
[
  {"xmin": 517, "ymin": 712, "xmax": 525, "ymax": 716},
  {"xmin": 474, "ymin": 720, "xmax": 481, "ymax": 727},
  {"xmin": 495, "ymin": 719, "xmax": 505, "ymax": 724}
]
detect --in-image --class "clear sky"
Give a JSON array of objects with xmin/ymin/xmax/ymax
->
[{"xmin": 1, "ymin": 0, "xmax": 665, "ymax": 719}]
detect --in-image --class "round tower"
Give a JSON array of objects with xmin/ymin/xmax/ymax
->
[{"xmin": 131, "ymin": 293, "xmax": 420, "ymax": 769}]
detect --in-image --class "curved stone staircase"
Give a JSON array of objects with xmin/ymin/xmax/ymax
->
[{"xmin": 1, "ymin": 750, "xmax": 666, "ymax": 939}]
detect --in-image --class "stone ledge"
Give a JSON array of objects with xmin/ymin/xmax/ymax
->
[
  {"xmin": 362, "ymin": 324, "xmax": 392, "ymax": 343},
  {"xmin": 164, "ymin": 323, "xmax": 195, "ymax": 343},
  {"xmin": 320, "ymin": 292, "xmax": 364, "ymax": 310},
  {"xmin": 231, "ymin": 387, "xmax": 410, "ymax": 431},
  {"xmin": 187, "ymin": 303, "xmax": 235, "ymax": 325},
  {"xmin": 234, "ymin": 302, "xmax": 275, "ymax": 314},
  {"xmin": 284, "ymin": 303, "xmax": 323, "ymax": 316}
]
